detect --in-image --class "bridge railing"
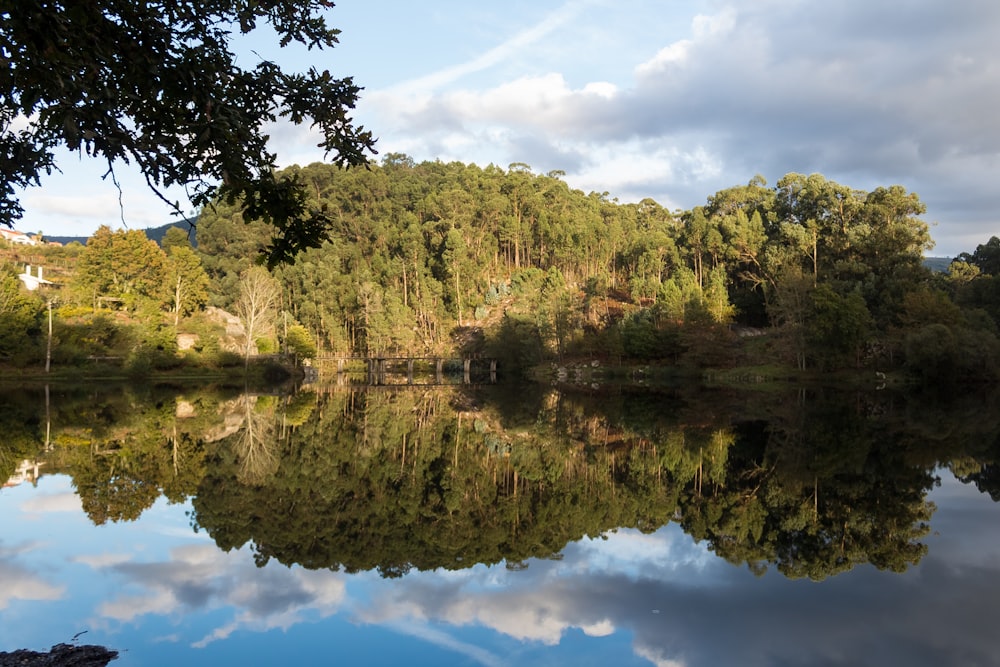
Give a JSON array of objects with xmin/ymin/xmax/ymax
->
[{"xmin": 311, "ymin": 356, "xmax": 497, "ymax": 385}]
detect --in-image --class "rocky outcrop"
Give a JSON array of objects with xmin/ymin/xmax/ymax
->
[{"xmin": 0, "ymin": 643, "xmax": 117, "ymax": 667}]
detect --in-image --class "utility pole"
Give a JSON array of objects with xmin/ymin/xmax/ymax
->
[{"xmin": 45, "ymin": 298, "xmax": 53, "ymax": 373}]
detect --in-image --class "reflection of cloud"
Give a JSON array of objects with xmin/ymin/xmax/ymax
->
[
  {"xmin": 100, "ymin": 589, "xmax": 176, "ymax": 622},
  {"xmin": 387, "ymin": 620, "xmax": 505, "ymax": 667},
  {"xmin": 350, "ymin": 514, "xmax": 1000, "ymax": 667},
  {"xmin": 20, "ymin": 492, "xmax": 82, "ymax": 514},
  {"xmin": 71, "ymin": 553, "xmax": 132, "ymax": 568},
  {"xmin": 86, "ymin": 543, "xmax": 346, "ymax": 647},
  {"xmin": 0, "ymin": 564, "xmax": 65, "ymax": 610},
  {"xmin": 155, "ymin": 526, "xmax": 213, "ymax": 541},
  {"xmin": 925, "ymin": 474, "xmax": 1000, "ymax": 569},
  {"xmin": 572, "ymin": 528, "xmax": 712, "ymax": 578},
  {"xmin": 355, "ymin": 528, "xmax": 705, "ymax": 656},
  {"xmin": 361, "ymin": 573, "xmax": 619, "ymax": 646},
  {"xmin": 0, "ymin": 542, "xmax": 65, "ymax": 609},
  {"xmin": 635, "ymin": 644, "xmax": 687, "ymax": 667}
]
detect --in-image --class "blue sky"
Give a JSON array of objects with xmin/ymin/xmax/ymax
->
[{"xmin": 17, "ymin": 0, "xmax": 1000, "ymax": 256}]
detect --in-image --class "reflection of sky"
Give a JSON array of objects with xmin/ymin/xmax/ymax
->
[{"xmin": 2, "ymin": 472, "xmax": 1000, "ymax": 666}]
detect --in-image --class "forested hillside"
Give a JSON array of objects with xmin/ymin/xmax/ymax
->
[
  {"xmin": 2, "ymin": 155, "xmax": 999, "ymax": 383},
  {"xmin": 194, "ymin": 156, "xmax": 1000, "ymax": 382}
]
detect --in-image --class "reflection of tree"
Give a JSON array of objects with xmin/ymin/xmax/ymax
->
[
  {"xmin": 6, "ymin": 384, "xmax": 223, "ymax": 522},
  {"xmin": 679, "ymin": 395, "xmax": 936, "ymax": 580},
  {"xmin": 0, "ymin": 391, "xmax": 44, "ymax": 484},
  {"xmin": 187, "ymin": 385, "xmax": 971, "ymax": 581},
  {"xmin": 191, "ymin": 387, "xmax": 683, "ymax": 576},
  {"xmin": 7, "ymin": 382, "xmax": 1000, "ymax": 581},
  {"xmin": 75, "ymin": 457, "xmax": 160, "ymax": 525},
  {"xmin": 232, "ymin": 395, "xmax": 279, "ymax": 485},
  {"xmin": 960, "ymin": 463, "xmax": 1000, "ymax": 501}
]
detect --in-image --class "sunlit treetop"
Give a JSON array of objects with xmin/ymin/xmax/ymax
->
[{"xmin": 0, "ymin": 0, "xmax": 377, "ymax": 266}]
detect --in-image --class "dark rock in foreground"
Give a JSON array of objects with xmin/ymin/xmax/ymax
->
[{"xmin": 0, "ymin": 644, "xmax": 117, "ymax": 667}]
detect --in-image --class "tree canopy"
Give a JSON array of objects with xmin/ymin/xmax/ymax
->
[
  {"xmin": 2, "ymin": 152, "xmax": 999, "ymax": 383},
  {"xmin": 1, "ymin": 0, "xmax": 376, "ymax": 265}
]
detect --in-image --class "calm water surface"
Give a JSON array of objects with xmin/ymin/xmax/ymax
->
[{"xmin": 2, "ymin": 382, "xmax": 1000, "ymax": 666}]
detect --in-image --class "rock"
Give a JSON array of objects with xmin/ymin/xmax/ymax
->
[
  {"xmin": 0, "ymin": 644, "xmax": 118, "ymax": 667},
  {"xmin": 175, "ymin": 400, "xmax": 196, "ymax": 418},
  {"xmin": 176, "ymin": 333, "xmax": 199, "ymax": 351}
]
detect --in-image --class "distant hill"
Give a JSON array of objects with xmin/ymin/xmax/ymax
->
[
  {"xmin": 45, "ymin": 218, "xmax": 198, "ymax": 247},
  {"xmin": 923, "ymin": 256, "xmax": 953, "ymax": 273}
]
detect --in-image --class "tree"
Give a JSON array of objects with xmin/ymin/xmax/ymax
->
[
  {"xmin": 769, "ymin": 267, "xmax": 813, "ymax": 370},
  {"xmin": 957, "ymin": 236, "xmax": 1000, "ymax": 276},
  {"xmin": 0, "ymin": 274, "xmax": 40, "ymax": 359},
  {"xmin": 805, "ymin": 284, "xmax": 873, "ymax": 369},
  {"xmin": 234, "ymin": 266, "xmax": 280, "ymax": 363},
  {"xmin": 284, "ymin": 323, "xmax": 318, "ymax": 359},
  {"xmin": 160, "ymin": 225, "xmax": 195, "ymax": 254},
  {"xmin": 72, "ymin": 225, "xmax": 168, "ymax": 310},
  {"xmin": 443, "ymin": 227, "xmax": 471, "ymax": 325},
  {"xmin": 1, "ymin": 0, "xmax": 376, "ymax": 266},
  {"xmin": 165, "ymin": 245, "xmax": 210, "ymax": 325}
]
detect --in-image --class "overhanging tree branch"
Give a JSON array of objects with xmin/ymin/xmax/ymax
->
[{"xmin": 0, "ymin": 0, "xmax": 377, "ymax": 265}]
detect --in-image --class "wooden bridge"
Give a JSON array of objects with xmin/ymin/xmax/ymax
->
[{"xmin": 311, "ymin": 356, "xmax": 497, "ymax": 386}]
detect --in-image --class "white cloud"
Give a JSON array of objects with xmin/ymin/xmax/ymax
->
[
  {"xmin": 387, "ymin": 0, "xmax": 596, "ymax": 96},
  {"xmin": 346, "ymin": 0, "xmax": 1000, "ymax": 255},
  {"xmin": 362, "ymin": 590, "xmax": 575, "ymax": 645},
  {"xmin": 583, "ymin": 81, "xmax": 618, "ymax": 99},
  {"xmin": 71, "ymin": 552, "xmax": 132, "ymax": 568},
  {"xmin": 20, "ymin": 492, "xmax": 82, "ymax": 514},
  {"xmin": 0, "ymin": 542, "xmax": 66, "ymax": 609},
  {"xmin": 15, "ymin": 0, "xmax": 1000, "ymax": 252},
  {"xmin": 635, "ymin": 8, "xmax": 737, "ymax": 77},
  {"xmin": 580, "ymin": 618, "xmax": 615, "ymax": 637},
  {"xmin": 635, "ymin": 644, "xmax": 689, "ymax": 667},
  {"xmin": 0, "ymin": 564, "xmax": 65, "ymax": 609},
  {"xmin": 100, "ymin": 589, "xmax": 176, "ymax": 622},
  {"xmin": 21, "ymin": 193, "xmax": 124, "ymax": 221},
  {"xmin": 83, "ymin": 543, "xmax": 347, "ymax": 647},
  {"xmin": 386, "ymin": 620, "xmax": 507, "ymax": 667}
]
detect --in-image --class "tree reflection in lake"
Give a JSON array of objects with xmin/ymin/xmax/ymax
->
[
  {"xmin": 4, "ymin": 381, "xmax": 999, "ymax": 582},
  {"xmin": 7, "ymin": 381, "xmax": 1000, "ymax": 666}
]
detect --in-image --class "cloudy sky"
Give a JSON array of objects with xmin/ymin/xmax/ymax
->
[{"xmin": 19, "ymin": 0, "xmax": 1000, "ymax": 256}]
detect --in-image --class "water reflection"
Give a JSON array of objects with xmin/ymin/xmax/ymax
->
[
  {"xmin": 3, "ymin": 382, "xmax": 1000, "ymax": 665},
  {"xmin": 0, "ymin": 540, "xmax": 65, "ymax": 609},
  {"xmin": 4, "ymin": 383, "xmax": 1000, "ymax": 578},
  {"xmin": 93, "ymin": 542, "xmax": 347, "ymax": 648}
]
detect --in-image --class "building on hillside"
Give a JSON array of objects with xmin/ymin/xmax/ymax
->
[
  {"xmin": 0, "ymin": 228, "xmax": 38, "ymax": 245},
  {"xmin": 19, "ymin": 264, "xmax": 54, "ymax": 291}
]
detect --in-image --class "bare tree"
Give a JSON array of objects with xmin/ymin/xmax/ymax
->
[{"xmin": 234, "ymin": 267, "xmax": 280, "ymax": 367}]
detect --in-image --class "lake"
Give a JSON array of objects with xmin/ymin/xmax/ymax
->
[{"xmin": 2, "ymin": 381, "xmax": 1000, "ymax": 666}]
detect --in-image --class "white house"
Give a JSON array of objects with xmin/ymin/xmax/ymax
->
[
  {"xmin": 0, "ymin": 228, "xmax": 37, "ymax": 246},
  {"xmin": 18, "ymin": 265, "xmax": 54, "ymax": 291}
]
